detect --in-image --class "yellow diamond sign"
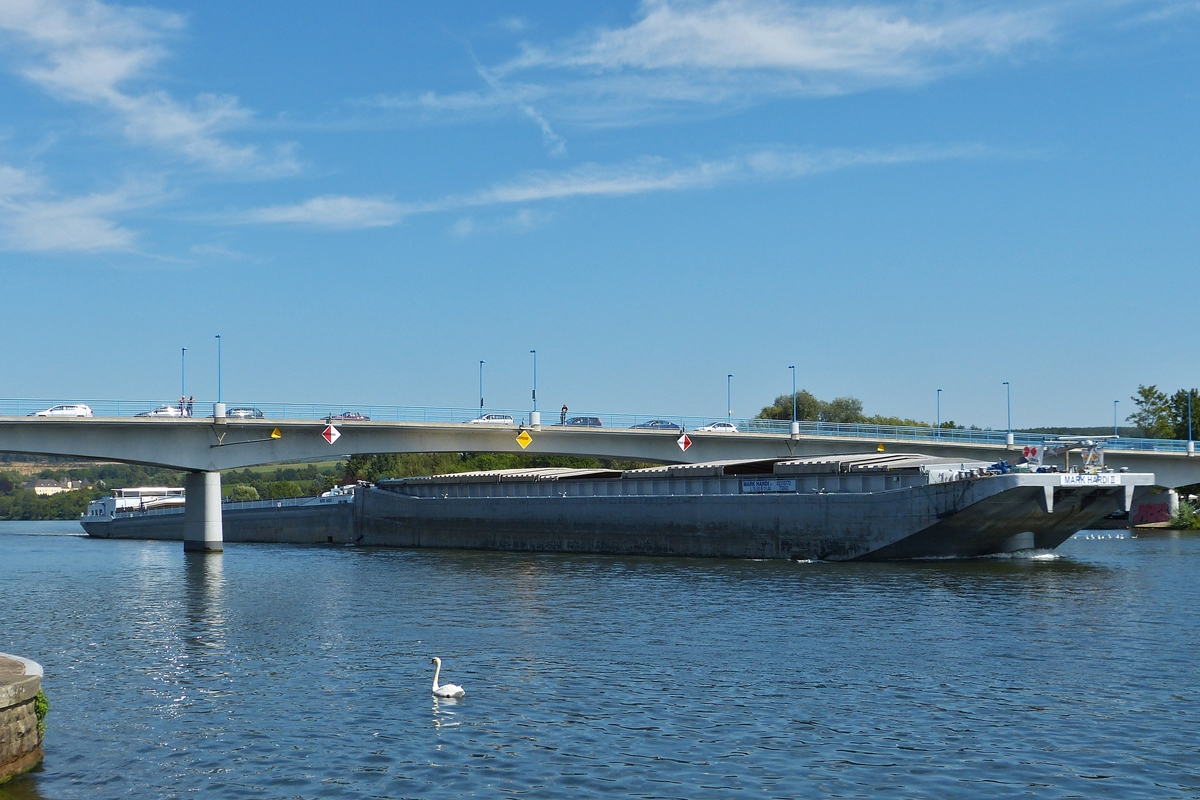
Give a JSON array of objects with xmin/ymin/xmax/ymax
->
[
  {"xmin": 271, "ymin": 428, "xmax": 282, "ymax": 440},
  {"xmin": 516, "ymin": 430, "xmax": 533, "ymax": 449}
]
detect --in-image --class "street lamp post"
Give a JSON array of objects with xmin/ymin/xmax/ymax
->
[
  {"xmin": 181, "ymin": 347, "xmax": 187, "ymax": 397},
  {"xmin": 530, "ymin": 350, "xmax": 540, "ymax": 427},
  {"xmin": 1114, "ymin": 399, "xmax": 1119, "ymax": 437},
  {"xmin": 936, "ymin": 388, "xmax": 943, "ymax": 435},
  {"xmin": 789, "ymin": 365, "xmax": 798, "ymax": 438},
  {"xmin": 479, "ymin": 360, "xmax": 485, "ymax": 410},
  {"xmin": 1003, "ymin": 381, "xmax": 1012, "ymax": 446},
  {"xmin": 214, "ymin": 334, "xmax": 224, "ymax": 419},
  {"xmin": 727, "ymin": 374, "xmax": 734, "ymax": 424},
  {"xmin": 1187, "ymin": 390, "xmax": 1195, "ymax": 455}
]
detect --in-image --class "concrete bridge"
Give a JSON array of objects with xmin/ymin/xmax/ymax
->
[{"xmin": 3, "ymin": 401, "xmax": 1196, "ymax": 552}]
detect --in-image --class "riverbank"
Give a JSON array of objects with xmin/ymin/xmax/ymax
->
[{"xmin": 0, "ymin": 653, "xmax": 43, "ymax": 784}]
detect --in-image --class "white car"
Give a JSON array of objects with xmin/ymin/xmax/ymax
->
[
  {"xmin": 135, "ymin": 404, "xmax": 183, "ymax": 417},
  {"xmin": 697, "ymin": 421, "xmax": 739, "ymax": 433},
  {"xmin": 467, "ymin": 414, "xmax": 516, "ymax": 425},
  {"xmin": 31, "ymin": 404, "xmax": 93, "ymax": 418}
]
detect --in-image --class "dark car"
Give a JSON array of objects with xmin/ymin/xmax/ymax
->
[
  {"xmin": 631, "ymin": 419, "xmax": 681, "ymax": 430},
  {"xmin": 226, "ymin": 407, "xmax": 264, "ymax": 419},
  {"xmin": 565, "ymin": 416, "xmax": 602, "ymax": 428},
  {"xmin": 331, "ymin": 412, "xmax": 370, "ymax": 421}
]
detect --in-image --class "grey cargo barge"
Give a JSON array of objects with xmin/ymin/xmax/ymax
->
[
  {"xmin": 362, "ymin": 453, "xmax": 1152, "ymax": 560},
  {"xmin": 84, "ymin": 452, "xmax": 1154, "ymax": 560}
]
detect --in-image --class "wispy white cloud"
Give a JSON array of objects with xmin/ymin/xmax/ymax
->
[
  {"xmin": 244, "ymin": 142, "xmax": 989, "ymax": 230},
  {"xmin": 505, "ymin": 1, "xmax": 1052, "ymax": 78},
  {"xmin": 245, "ymin": 195, "xmax": 406, "ymax": 230},
  {"xmin": 0, "ymin": 163, "xmax": 149, "ymax": 252},
  {"xmin": 388, "ymin": 0, "xmax": 1058, "ymax": 127},
  {"xmin": 474, "ymin": 64, "xmax": 566, "ymax": 155},
  {"xmin": 0, "ymin": 0, "xmax": 296, "ymax": 175}
]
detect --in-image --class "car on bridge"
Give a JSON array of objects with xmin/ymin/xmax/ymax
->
[
  {"xmin": 31, "ymin": 404, "xmax": 93, "ymax": 418},
  {"xmin": 631, "ymin": 419, "xmax": 681, "ymax": 431},
  {"xmin": 227, "ymin": 407, "xmax": 265, "ymax": 419},
  {"xmin": 136, "ymin": 404, "xmax": 183, "ymax": 417},
  {"xmin": 696, "ymin": 422, "xmax": 739, "ymax": 433},
  {"xmin": 565, "ymin": 416, "xmax": 602, "ymax": 427},
  {"xmin": 467, "ymin": 413, "xmax": 516, "ymax": 425},
  {"xmin": 331, "ymin": 412, "xmax": 371, "ymax": 421}
]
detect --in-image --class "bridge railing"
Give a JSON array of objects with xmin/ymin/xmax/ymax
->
[{"xmin": 2, "ymin": 398, "xmax": 1193, "ymax": 454}]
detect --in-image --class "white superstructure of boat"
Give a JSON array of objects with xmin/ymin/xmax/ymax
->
[
  {"xmin": 83, "ymin": 487, "xmax": 186, "ymax": 520},
  {"xmin": 81, "ymin": 484, "xmax": 357, "ymax": 536}
]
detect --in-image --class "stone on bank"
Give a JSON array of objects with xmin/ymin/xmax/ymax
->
[{"xmin": 0, "ymin": 653, "xmax": 45, "ymax": 784}]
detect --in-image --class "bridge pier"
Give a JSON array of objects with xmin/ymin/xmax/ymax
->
[
  {"xmin": 1167, "ymin": 489, "xmax": 1180, "ymax": 518},
  {"xmin": 183, "ymin": 471, "xmax": 223, "ymax": 552}
]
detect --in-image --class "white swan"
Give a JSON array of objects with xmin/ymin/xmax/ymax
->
[{"xmin": 430, "ymin": 657, "xmax": 465, "ymax": 698}]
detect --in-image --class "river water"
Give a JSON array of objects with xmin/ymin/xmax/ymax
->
[{"xmin": 1, "ymin": 522, "xmax": 1197, "ymax": 799}]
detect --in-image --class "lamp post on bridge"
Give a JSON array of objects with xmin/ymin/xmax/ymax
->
[
  {"xmin": 936, "ymin": 388, "xmax": 942, "ymax": 437},
  {"xmin": 727, "ymin": 374, "xmax": 734, "ymax": 424},
  {"xmin": 1003, "ymin": 381, "xmax": 1012, "ymax": 447},
  {"xmin": 1114, "ymin": 400, "xmax": 1119, "ymax": 438},
  {"xmin": 478, "ymin": 360, "xmax": 485, "ymax": 411},
  {"xmin": 789, "ymin": 365, "xmax": 799, "ymax": 438},
  {"xmin": 214, "ymin": 335, "xmax": 224, "ymax": 419},
  {"xmin": 181, "ymin": 347, "xmax": 187, "ymax": 398},
  {"xmin": 530, "ymin": 350, "xmax": 540, "ymax": 427}
]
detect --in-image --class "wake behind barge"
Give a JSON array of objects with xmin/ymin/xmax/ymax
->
[{"xmin": 83, "ymin": 453, "xmax": 1154, "ymax": 560}]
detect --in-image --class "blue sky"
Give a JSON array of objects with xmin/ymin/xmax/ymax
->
[{"xmin": 0, "ymin": 0, "xmax": 1196, "ymax": 428}]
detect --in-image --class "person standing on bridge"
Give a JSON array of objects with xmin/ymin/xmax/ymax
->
[
  {"xmin": 179, "ymin": 396, "xmax": 185, "ymax": 415},
  {"xmin": 186, "ymin": 396, "xmax": 194, "ymax": 417},
  {"xmin": 561, "ymin": 404, "xmax": 568, "ymax": 425}
]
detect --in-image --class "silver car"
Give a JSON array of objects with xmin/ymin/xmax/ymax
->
[
  {"xmin": 135, "ymin": 404, "xmax": 183, "ymax": 417},
  {"xmin": 31, "ymin": 404, "xmax": 93, "ymax": 418},
  {"xmin": 467, "ymin": 414, "xmax": 516, "ymax": 425},
  {"xmin": 696, "ymin": 422, "xmax": 739, "ymax": 433}
]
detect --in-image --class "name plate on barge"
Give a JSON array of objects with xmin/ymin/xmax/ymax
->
[
  {"xmin": 741, "ymin": 479, "xmax": 797, "ymax": 494},
  {"xmin": 1060, "ymin": 474, "xmax": 1121, "ymax": 486}
]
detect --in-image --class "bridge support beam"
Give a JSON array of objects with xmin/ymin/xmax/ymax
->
[
  {"xmin": 183, "ymin": 471, "xmax": 223, "ymax": 552},
  {"xmin": 1167, "ymin": 489, "xmax": 1180, "ymax": 518}
]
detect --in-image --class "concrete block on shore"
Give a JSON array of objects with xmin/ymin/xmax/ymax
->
[{"xmin": 0, "ymin": 653, "xmax": 44, "ymax": 784}]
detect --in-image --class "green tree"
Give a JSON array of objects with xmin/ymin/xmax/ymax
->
[
  {"xmin": 1169, "ymin": 389, "xmax": 1200, "ymax": 441},
  {"xmin": 757, "ymin": 390, "xmax": 822, "ymax": 421},
  {"xmin": 227, "ymin": 484, "xmax": 260, "ymax": 502},
  {"xmin": 821, "ymin": 396, "xmax": 864, "ymax": 423},
  {"xmin": 756, "ymin": 390, "xmax": 927, "ymax": 425},
  {"xmin": 863, "ymin": 414, "xmax": 929, "ymax": 427},
  {"xmin": 263, "ymin": 481, "xmax": 303, "ymax": 499},
  {"xmin": 1128, "ymin": 385, "xmax": 1174, "ymax": 438}
]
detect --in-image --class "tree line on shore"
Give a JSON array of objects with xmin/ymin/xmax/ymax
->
[{"xmin": 0, "ymin": 463, "xmax": 343, "ymax": 520}]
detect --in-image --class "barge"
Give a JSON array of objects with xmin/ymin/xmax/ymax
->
[{"xmin": 82, "ymin": 453, "xmax": 1155, "ymax": 560}]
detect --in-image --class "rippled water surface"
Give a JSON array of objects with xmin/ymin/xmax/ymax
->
[{"xmin": 2, "ymin": 522, "xmax": 1198, "ymax": 799}]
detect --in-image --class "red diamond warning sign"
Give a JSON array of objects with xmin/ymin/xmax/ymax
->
[
  {"xmin": 322, "ymin": 424, "xmax": 341, "ymax": 445},
  {"xmin": 676, "ymin": 433, "xmax": 691, "ymax": 452}
]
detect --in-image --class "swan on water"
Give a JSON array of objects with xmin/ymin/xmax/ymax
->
[{"xmin": 430, "ymin": 657, "xmax": 465, "ymax": 698}]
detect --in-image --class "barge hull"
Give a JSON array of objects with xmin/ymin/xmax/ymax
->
[
  {"xmin": 82, "ymin": 502, "xmax": 355, "ymax": 545},
  {"xmin": 357, "ymin": 479, "xmax": 1130, "ymax": 561}
]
